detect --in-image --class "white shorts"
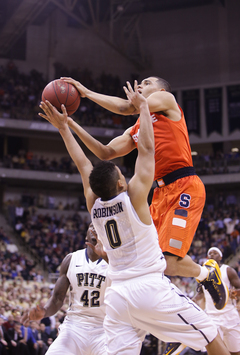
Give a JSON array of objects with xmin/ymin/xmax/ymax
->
[
  {"xmin": 209, "ymin": 310, "xmax": 240, "ymax": 352},
  {"xmin": 104, "ymin": 273, "xmax": 218, "ymax": 355},
  {"xmin": 46, "ymin": 318, "xmax": 107, "ymax": 355}
]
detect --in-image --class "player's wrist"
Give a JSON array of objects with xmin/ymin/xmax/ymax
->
[
  {"xmin": 138, "ymin": 101, "xmax": 148, "ymax": 111},
  {"xmin": 58, "ymin": 124, "xmax": 69, "ymax": 134},
  {"xmin": 67, "ymin": 116, "xmax": 73, "ymax": 126}
]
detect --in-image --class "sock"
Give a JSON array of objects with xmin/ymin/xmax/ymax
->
[{"xmin": 196, "ymin": 265, "xmax": 209, "ymax": 281}]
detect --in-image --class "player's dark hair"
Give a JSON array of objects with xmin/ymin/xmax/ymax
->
[
  {"xmin": 89, "ymin": 161, "xmax": 120, "ymax": 200},
  {"xmin": 153, "ymin": 77, "xmax": 172, "ymax": 92}
]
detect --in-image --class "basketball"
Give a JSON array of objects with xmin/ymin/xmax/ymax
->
[{"xmin": 42, "ymin": 79, "xmax": 81, "ymax": 116}]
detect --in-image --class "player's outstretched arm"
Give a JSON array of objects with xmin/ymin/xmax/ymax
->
[
  {"xmin": 68, "ymin": 118, "xmax": 135, "ymax": 160},
  {"xmin": 125, "ymin": 81, "xmax": 154, "ymax": 223},
  {"xmin": 21, "ymin": 254, "xmax": 72, "ymax": 325},
  {"xmin": 39, "ymin": 101, "xmax": 96, "ymax": 211},
  {"xmin": 61, "ymin": 77, "xmax": 136, "ymax": 115}
]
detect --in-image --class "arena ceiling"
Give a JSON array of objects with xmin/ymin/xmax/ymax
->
[{"xmin": 0, "ymin": 0, "xmax": 225, "ymax": 70}]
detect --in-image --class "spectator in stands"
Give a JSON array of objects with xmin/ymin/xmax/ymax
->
[
  {"xmin": 49, "ymin": 321, "xmax": 59, "ymax": 341},
  {"xmin": 7, "ymin": 321, "xmax": 30, "ymax": 355},
  {"xmin": 0, "ymin": 315, "xmax": 11, "ymax": 355}
]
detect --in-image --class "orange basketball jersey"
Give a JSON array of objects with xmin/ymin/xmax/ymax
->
[{"xmin": 130, "ymin": 106, "xmax": 193, "ymax": 180}]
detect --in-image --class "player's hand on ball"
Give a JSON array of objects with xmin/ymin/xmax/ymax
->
[
  {"xmin": 39, "ymin": 101, "xmax": 68, "ymax": 130},
  {"xmin": 60, "ymin": 77, "xmax": 89, "ymax": 98}
]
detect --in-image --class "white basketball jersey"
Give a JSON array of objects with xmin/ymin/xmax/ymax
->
[
  {"xmin": 66, "ymin": 249, "xmax": 110, "ymax": 327},
  {"xmin": 91, "ymin": 191, "xmax": 166, "ymax": 282},
  {"xmin": 204, "ymin": 264, "xmax": 238, "ymax": 316}
]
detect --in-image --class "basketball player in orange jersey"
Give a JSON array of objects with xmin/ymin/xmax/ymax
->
[{"xmin": 61, "ymin": 76, "xmax": 228, "ymax": 310}]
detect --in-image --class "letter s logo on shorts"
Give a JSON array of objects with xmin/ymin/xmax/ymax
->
[{"xmin": 179, "ymin": 193, "xmax": 191, "ymax": 208}]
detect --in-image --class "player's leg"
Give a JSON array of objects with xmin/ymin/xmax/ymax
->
[
  {"xmin": 215, "ymin": 313, "xmax": 240, "ymax": 355},
  {"xmin": 150, "ymin": 175, "xmax": 206, "ymax": 278},
  {"xmin": 163, "ymin": 335, "xmax": 231, "ymax": 355},
  {"xmin": 91, "ymin": 327, "xmax": 107, "ymax": 355},
  {"xmin": 164, "ymin": 253, "xmax": 202, "ymax": 277},
  {"xmin": 46, "ymin": 322, "xmax": 87, "ymax": 355},
  {"xmin": 104, "ymin": 286, "xmax": 146, "ymax": 355},
  {"xmin": 127, "ymin": 275, "xmax": 229, "ymax": 354},
  {"xmin": 46, "ymin": 334, "xmax": 77, "ymax": 355},
  {"xmin": 206, "ymin": 333, "xmax": 229, "ymax": 355},
  {"xmin": 151, "ymin": 175, "xmax": 228, "ymax": 310}
]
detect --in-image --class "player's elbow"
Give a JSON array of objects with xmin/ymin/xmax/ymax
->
[
  {"xmin": 147, "ymin": 146, "xmax": 155, "ymax": 155},
  {"xmin": 140, "ymin": 145, "xmax": 154, "ymax": 157},
  {"xmin": 118, "ymin": 102, "xmax": 135, "ymax": 115},
  {"xmin": 97, "ymin": 150, "xmax": 113, "ymax": 160},
  {"xmin": 97, "ymin": 146, "xmax": 117, "ymax": 160}
]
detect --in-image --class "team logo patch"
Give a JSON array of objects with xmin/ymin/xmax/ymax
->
[{"xmin": 179, "ymin": 193, "xmax": 191, "ymax": 208}]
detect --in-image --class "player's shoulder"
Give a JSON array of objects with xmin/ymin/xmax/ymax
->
[
  {"xmin": 124, "ymin": 125, "xmax": 135, "ymax": 135},
  {"xmin": 61, "ymin": 253, "xmax": 73, "ymax": 274},
  {"xmin": 148, "ymin": 90, "xmax": 179, "ymax": 115},
  {"xmin": 68, "ymin": 249, "xmax": 85, "ymax": 265},
  {"xmin": 151, "ymin": 90, "xmax": 175, "ymax": 100},
  {"xmin": 70, "ymin": 249, "xmax": 84, "ymax": 258}
]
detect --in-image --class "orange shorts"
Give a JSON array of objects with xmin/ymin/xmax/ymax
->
[{"xmin": 149, "ymin": 175, "xmax": 206, "ymax": 258}]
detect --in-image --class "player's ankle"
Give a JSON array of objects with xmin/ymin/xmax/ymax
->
[{"xmin": 196, "ymin": 265, "xmax": 209, "ymax": 281}]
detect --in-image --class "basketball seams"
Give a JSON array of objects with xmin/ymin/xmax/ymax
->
[
  {"xmin": 67, "ymin": 96, "xmax": 81, "ymax": 115},
  {"xmin": 64, "ymin": 83, "xmax": 69, "ymax": 106},
  {"xmin": 52, "ymin": 81, "xmax": 62, "ymax": 107},
  {"xmin": 66, "ymin": 95, "xmax": 80, "ymax": 108}
]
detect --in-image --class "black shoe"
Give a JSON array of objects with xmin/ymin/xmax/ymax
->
[
  {"xmin": 199, "ymin": 259, "xmax": 229, "ymax": 310},
  {"xmin": 163, "ymin": 342, "xmax": 186, "ymax": 355}
]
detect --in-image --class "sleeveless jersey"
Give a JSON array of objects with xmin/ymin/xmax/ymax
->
[
  {"xmin": 91, "ymin": 191, "xmax": 166, "ymax": 282},
  {"xmin": 203, "ymin": 264, "xmax": 238, "ymax": 316},
  {"xmin": 129, "ymin": 106, "xmax": 193, "ymax": 180},
  {"xmin": 66, "ymin": 249, "xmax": 110, "ymax": 327}
]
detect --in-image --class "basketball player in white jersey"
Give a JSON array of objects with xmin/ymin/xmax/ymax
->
[
  {"xmin": 193, "ymin": 247, "xmax": 240, "ymax": 355},
  {"xmin": 21, "ymin": 223, "xmax": 110, "ymax": 355},
  {"xmin": 38, "ymin": 81, "xmax": 230, "ymax": 355}
]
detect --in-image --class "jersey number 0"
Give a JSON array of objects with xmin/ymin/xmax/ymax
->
[{"xmin": 105, "ymin": 219, "xmax": 121, "ymax": 249}]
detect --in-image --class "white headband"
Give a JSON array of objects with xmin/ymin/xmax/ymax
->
[{"xmin": 207, "ymin": 247, "xmax": 222, "ymax": 258}]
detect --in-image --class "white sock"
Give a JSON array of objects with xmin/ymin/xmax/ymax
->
[{"xmin": 196, "ymin": 265, "xmax": 209, "ymax": 281}]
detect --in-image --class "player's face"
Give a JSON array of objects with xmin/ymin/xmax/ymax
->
[
  {"xmin": 137, "ymin": 77, "xmax": 162, "ymax": 98},
  {"xmin": 208, "ymin": 250, "xmax": 222, "ymax": 262},
  {"xmin": 116, "ymin": 166, "xmax": 127, "ymax": 191},
  {"xmin": 85, "ymin": 223, "xmax": 97, "ymax": 246}
]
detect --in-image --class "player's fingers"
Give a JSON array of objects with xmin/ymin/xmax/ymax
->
[
  {"xmin": 60, "ymin": 77, "xmax": 74, "ymax": 84},
  {"xmin": 123, "ymin": 85, "xmax": 129, "ymax": 94},
  {"xmin": 22, "ymin": 318, "xmax": 30, "ymax": 326},
  {"xmin": 39, "ymin": 104, "xmax": 52, "ymax": 118},
  {"xmin": 45, "ymin": 100, "xmax": 55, "ymax": 113},
  {"xmin": 39, "ymin": 104, "xmax": 49, "ymax": 115},
  {"xmin": 85, "ymin": 242, "xmax": 95, "ymax": 251},
  {"xmin": 126, "ymin": 81, "xmax": 134, "ymax": 93},
  {"xmin": 61, "ymin": 104, "xmax": 67, "ymax": 115},
  {"xmin": 40, "ymin": 101, "xmax": 52, "ymax": 113},
  {"xmin": 21, "ymin": 313, "xmax": 29, "ymax": 325},
  {"xmin": 134, "ymin": 80, "xmax": 138, "ymax": 92},
  {"xmin": 38, "ymin": 113, "xmax": 49, "ymax": 121},
  {"xmin": 123, "ymin": 86, "xmax": 131, "ymax": 101},
  {"xmin": 231, "ymin": 291, "xmax": 237, "ymax": 298}
]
